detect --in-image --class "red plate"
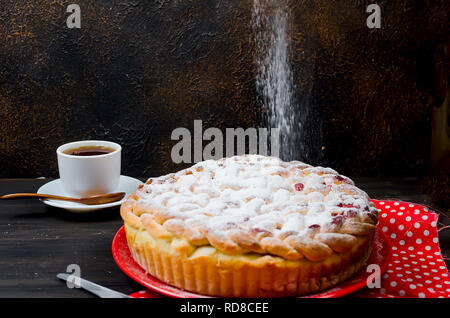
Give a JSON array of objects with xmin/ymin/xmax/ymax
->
[{"xmin": 112, "ymin": 226, "xmax": 391, "ymax": 298}]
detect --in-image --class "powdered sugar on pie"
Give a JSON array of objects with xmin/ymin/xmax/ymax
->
[{"xmin": 124, "ymin": 155, "xmax": 378, "ymax": 260}]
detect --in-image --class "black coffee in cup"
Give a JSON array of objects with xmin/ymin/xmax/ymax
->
[{"xmin": 63, "ymin": 146, "xmax": 115, "ymax": 156}]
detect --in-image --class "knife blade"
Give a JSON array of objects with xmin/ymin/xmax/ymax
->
[{"xmin": 57, "ymin": 273, "xmax": 132, "ymax": 298}]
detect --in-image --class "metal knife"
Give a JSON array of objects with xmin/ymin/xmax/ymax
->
[{"xmin": 57, "ymin": 273, "xmax": 132, "ymax": 298}]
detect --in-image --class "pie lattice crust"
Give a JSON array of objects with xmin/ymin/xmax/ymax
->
[{"xmin": 121, "ymin": 155, "xmax": 378, "ymax": 297}]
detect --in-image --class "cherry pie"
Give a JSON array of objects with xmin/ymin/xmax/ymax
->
[{"xmin": 121, "ymin": 155, "xmax": 378, "ymax": 297}]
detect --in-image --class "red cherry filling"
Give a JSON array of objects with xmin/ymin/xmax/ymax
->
[
  {"xmin": 337, "ymin": 203, "xmax": 358, "ymax": 208},
  {"xmin": 294, "ymin": 183, "xmax": 304, "ymax": 191},
  {"xmin": 331, "ymin": 215, "xmax": 344, "ymax": 225},
  {"xmin": 250, "ymin": 227, "xmax": 273, "ymax": 237}
]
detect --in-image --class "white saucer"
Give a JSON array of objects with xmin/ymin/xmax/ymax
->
[{"xmin": 37, "ymin": 175, "xmax": 143, "ymax": 213}]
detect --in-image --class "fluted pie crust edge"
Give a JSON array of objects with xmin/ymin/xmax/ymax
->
[
  {"xmin": 120, "ymin": 155, "xmax": 379, "ymax": 297},
  {"xmin": 123, "ymin": 221, "xmax": 373, "ymax": 297}
]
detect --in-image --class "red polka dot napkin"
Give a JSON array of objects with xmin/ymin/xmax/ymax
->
[
  {"xmin": 355, "ymin": 200, "xmax": 449, "ymax": 298},
  {"xmin": 129, "ymin": 200, "xmax": 450, "ymax": 298}
]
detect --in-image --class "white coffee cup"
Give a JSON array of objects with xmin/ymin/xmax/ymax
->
[{"xmin": 56, "ymin": 140, "xmax": 121, "ymax": 197}]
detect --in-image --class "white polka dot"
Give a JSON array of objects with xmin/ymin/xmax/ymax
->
[
  {"xmin": 390, "ymin": 218, "xmax": 395, "ymax": 224},
  {"xmin": 407, "ymin": 231, "xmax": 413, "ymax": 237},
  {"xmin": 415, "ymin": 275, "xmax": 422, "ymax": 279},
  {"xmin": 436, "ymin": 284, "xmax": 442, "ymax": 288},
  {"xmin": 409, "ymin": 204, "xmax": 414, "ymax": 207},
  {"xmin": 414, "ymin": 222, "xmax": 420, "ymax": 228},
  {"xmin": 399, "ymin": 290, "xmax": 405, "ymax": 296},
  {"xmin": 418, "ymin": 293, "xmax": 425, "ymax": 298},
  {"xmin": 408, "ymin": 246, "xmax": 414, "ymax": 251},
  {"xmin": 382, "ymin": 226, "xmax": 388, "ymax": 232},
  {"xmin": 422, "ymin": 215, "xmax": 428, "ymax": 220},
  {"xmin": 398, "ymin": 225, "xmax": 404, "ymax": 230},
  {"xmin": 406, "ymin": 216, "xmax": 412, "ymax": 222},
  {"xmin": 380, "ymin": 288, "xmax": 386, "ymax": 294},
  {"xmin": 390, "ymin": 209, "xmax": 397, "ymax": 213},
  {"xmin": 409, "ymin": 284, "xmax": 416, "ymax": 289},
  {"xmin": 433, "ymin": 237, "xmax": 439, "ymax": 243},
  {"xmin": 390, "ymin": 281, "xmax": 397, "ymax": 287},
  {"xmin": 414, "ymin": 209, "xmax": 420, "ymax": 213},
  {"xmin": 379, "ymin": 202, "xmax": 385, "ymax": 205},
  {"xmin": 381, "ymin": 213, "xmax": 387, "ymax": 218},
  {"xmin": 399, "ymin": 240, "xmax": 405, "ymax": 245},
  {"xmin": 431, "ymin": 221, "xmax": 437, "ymax": 227},
  {"xmin": 425, "ymin": 246, "xmax": 431, "ymax": 251},
  {"xmin": 392, "ymin": 246, "xmax": 397, "ymax": 250},
  {"xmin": 425, "ymin": 280, "xmax": 432, "ymax": 284},
  {"xmin": 416, "ymin": 239, "xmax": 422, "ymax": 244},
  {"xmin": 391, "ymin": 233, "xmax": 397, "ymax": 239},
  {"xmin": 398, "ymin": 212, "xmax": 403, "ymax": 216},
  {"xmin": 400, "ymin": 207, "xmax": 405, "ymax": 210},
  {"xmin": 385, "ymin": 205, "xmax": 391, "ymax": 209},
  {"xmin": 397, "ymin": 273, "xmax": 403, "ymax": 277},
  {"xmin": 423, "ymin": 230, "xmax": 429, "ymax": 236}
]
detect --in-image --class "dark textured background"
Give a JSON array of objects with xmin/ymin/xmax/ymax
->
[{"xmin": 0, "ymin": 0, "xmax": 448, "ymax": 178}]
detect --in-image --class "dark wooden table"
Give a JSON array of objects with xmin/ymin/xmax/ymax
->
[{"xmin": 0, "ymin": 178, "xmax": 448, "ymax": 298}]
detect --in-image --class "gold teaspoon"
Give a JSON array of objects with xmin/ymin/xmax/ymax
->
[{"xmin": 0, "ymin": 192, "xmax": 126, "ymax": 205}]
